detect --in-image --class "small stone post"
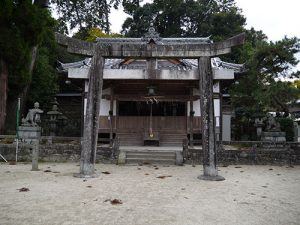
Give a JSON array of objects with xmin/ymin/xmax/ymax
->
[
  {"xmin": 31, "ymin": 139, "xmax": 39, "ymax": 171},
  {"xmin": 198, "ymin": 57, "xmax": 224, "ymax": 181}
]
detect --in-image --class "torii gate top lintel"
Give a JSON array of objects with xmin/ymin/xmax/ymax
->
[{"xmin": 55, "ymin": 32, "xmax": 245, "ymax": 58}]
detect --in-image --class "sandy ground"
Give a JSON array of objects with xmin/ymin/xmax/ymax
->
[{"xmin": 0, "ymin": 163, "xmax": 300, "ymax": 225}]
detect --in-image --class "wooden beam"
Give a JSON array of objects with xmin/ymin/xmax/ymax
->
[
  {"xmin": 55, "ymin": 33, "xmax": 95, "ymax": 56},
  {"xmin": 114, "ymin": 95, "xmax": 193, "ymax": 101},
  {"xmin": 68, "ymin": 67, "xmax": 236, "ymax": 80},
  {"xmin": 77, "ymin": 45, "xmax": 104, "ymax": 177},
  {"xmin": 98, "ymin": 33, "xmax": 245, "ymax": 58},
  {"xmin": 55, "ymin": 33, "xmax": 245, "ymax": 58},
  {"xmin": 198, "ymin": 57, "xmax": 224, "ymax": 181}
]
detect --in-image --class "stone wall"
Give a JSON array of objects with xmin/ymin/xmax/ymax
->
[
  {"xmin": 187, "ymin": 147, "xmax": 300, "ymax": 166},
  {"xmin": 0, "ymin": 143, "xmax": 113, "ymax": 163},
  {"xmin": 1, "ymin": 142, "xmax": 300, "ymax": 165}
]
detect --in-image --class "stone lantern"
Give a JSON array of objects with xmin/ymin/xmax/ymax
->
[
  {"xmin": 47, "ymin": 98, "xmax": 62, "ymax": 136},
  {"xmin": 254, "ymin": 117, "xmax": 264, "ymax": 140}
]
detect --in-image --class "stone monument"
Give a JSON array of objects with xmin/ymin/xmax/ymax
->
[
  {"xmin": 261, "ymin": 114, "xmax": 286, "ymax": 142},
  {"xmin": 21, "ymin": 102, "xmax": 43, "ymax": 127}
]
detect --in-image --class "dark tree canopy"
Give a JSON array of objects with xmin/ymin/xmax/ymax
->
[
  {"xmin": 229, "ymin": 36, "xmax": 300, "ymax": 116},
  {"xmin": 50, "ymin": 0, "xmax": 121, "ymax": 34},
  {"xmin": 27, "ymin": 33, "xmax": 59, "ymax": 109},
  {"xmin": 121, "ymin": 0, "xmax": 246, "ymax": 40},
  {"xmin": 0, "ymin": 0, "xmax": 55, "ymax": 97},
  {"xmin": 0, "ymin": 0, "xmax": 56, "ymax": 133}
]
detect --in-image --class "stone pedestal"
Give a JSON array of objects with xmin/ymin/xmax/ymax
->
[
  {"xmin": 261, "ymin": 131, "xmax": 286, "ymax": 142},
  {"xmin": 19, "ymin": 126, "xmax": 41, "ymax": 143},
  {"xmin": 18, "ymin": 126, "xmax": 41, "ymax": 171}
]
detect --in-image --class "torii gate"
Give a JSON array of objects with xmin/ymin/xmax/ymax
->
[{"xmin": 55, "ymin": 31, "xmax": 245, "ymax": 180}]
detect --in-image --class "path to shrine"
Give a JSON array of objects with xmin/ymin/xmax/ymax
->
[{"xmin": 1, "ymin": 163, "xmax": 299, "ymax": 225}]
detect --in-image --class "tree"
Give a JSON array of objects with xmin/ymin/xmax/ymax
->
[
  {"xmin": 50, "ymin": 0, "xmax": 121, "ymax": 35},
  {"xmin": 229, "ymin": 35, "xmax": 300, "ymax": 140},
  {"xmin": 85, "ymin": 27, "xmax": 123, "ymax": 42},
  {"xmin": 27, "ymin": 34, "xmax": 59, "ymax": 110},
  {"xmin": 121, "ymin": 0, "xmax": 245, "ymax": 40},
  {"xmin": 0, "ymin": 0, "xmax": 54, "ymax": 134}
]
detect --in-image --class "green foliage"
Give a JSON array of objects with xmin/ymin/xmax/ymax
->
[
  {"xmin": 50, "ymin": 0, "xmax": 121, "ymax": 34},
  {"xmin": 0, "ymin": 0, "xmax": 55, "ymax": 97},
  {"xmin": 278, "ymin": 117, "xmax": 295, "ymax": 141},
  {"xmin": 293, "ymin": 80, "xmax": 300, "ymax": 98},
  {"xmin": 121, "ymin": 0, "xmax": 245, "ymax": 39},
  {"xmin": 230, "ymin": 36, "xmax": 300, "ymax": 116},
  {"xmin": 85, "ymin": 27, "xmax": 123, "ymax": 42},
  {"xmin": 27, "ymin": 36, "xmax": 59, "ymax": 109}
]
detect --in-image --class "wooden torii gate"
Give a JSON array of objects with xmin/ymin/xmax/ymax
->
[{"xmin": 55, "ymin": 32, "xmax": 245, "ymax": 180}]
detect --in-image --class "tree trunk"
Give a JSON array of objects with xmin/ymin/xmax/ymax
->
[
  {"xmin": 20, "ymin": 46, "xmax": 38, "ymax": 115},
  {"xmin": 103, "ymin": 0, "xmax": 110, "ymax": 34},
  {"xmin": 0, "ymin": 60, "xmax": 8, "ymax": 134},
  {"xmin": 19, "ymin": 0, "xmax": 48, "ymax": 113}
]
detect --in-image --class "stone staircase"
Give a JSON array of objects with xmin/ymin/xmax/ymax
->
[
  {"xmin": 160, "ymin": 133, "xmax": 187, "ymax": 146},
  {"xmin": 117, "ymin": 132, "xmax": 143, "ymax": 146},
  {"xmin": 117, "ymin": 132, "xmax": 186, "ymax": 147},
  {"xmin": 118, "ymin": 146, "xmax": 183, "ymax": 165}
]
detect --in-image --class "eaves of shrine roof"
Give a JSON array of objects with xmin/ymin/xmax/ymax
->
[{"xmin": 57, "ymin": 57, "xmax": 244, "ymax": 73}]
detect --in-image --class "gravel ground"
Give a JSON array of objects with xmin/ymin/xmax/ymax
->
[{"xmin": 0, "ymin": 162, "xmax": 300, "ymax": 225}]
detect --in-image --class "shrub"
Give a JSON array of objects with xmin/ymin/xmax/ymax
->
[{"xmin": 278, "ymin": 117, "xmax": 295, "ymax": 141}]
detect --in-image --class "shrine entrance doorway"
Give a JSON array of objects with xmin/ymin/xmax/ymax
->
[{"xmin": 117, "ymin": 101, "xmax": 187, "ymax": 146}]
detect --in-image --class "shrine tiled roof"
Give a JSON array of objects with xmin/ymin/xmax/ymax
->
[{"xmin": 57, "ymin": 57, "xmax": 244, "ymax": 73}]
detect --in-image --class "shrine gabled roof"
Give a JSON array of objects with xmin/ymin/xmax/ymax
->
[{"xmin": 95, "ymin": 25, "xmax": 212, "ymax": 45}]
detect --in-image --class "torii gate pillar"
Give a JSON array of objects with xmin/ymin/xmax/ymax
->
[
  {"xmin": 198, "ymin": 57, "xmax": 225, "ymax": 181},
  {"xmin": 74, "ymin": 45, "xmax": 104, "ymax": 178}
]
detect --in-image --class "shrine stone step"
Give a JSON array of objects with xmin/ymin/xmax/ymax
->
[
  {"xmin": 119, "ymin": 141, "xmax": 144, "ymax": 146},
  {"xmin": 160, "ymin": 142, "xmax": 183, "ymax": 147},
  {"xmin": 117, "ymin": 133, "xmax": 143, "ymax": 146},
  {"xmin": 160, "ymin": 133, "xmax": 186, "ymax": 147},
  {"xmin": 126, "ymin": 151, "xmax": 176, "ymax": 165},
  {"xmin": 118, "ymin": 148, "xmax": 183, "ymax": 165}
]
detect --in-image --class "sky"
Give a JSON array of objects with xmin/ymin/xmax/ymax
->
[{"xmin": 109, "ymin": 0, "xmax": 300, "ymax": 71}]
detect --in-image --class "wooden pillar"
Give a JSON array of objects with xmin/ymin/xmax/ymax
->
[
  {"xmin": 0, "ymin": 60, "xmax": 8, "ymax": 134},
  {"xmin": 189, "ymin": 88, "xmax": 194, "ymax": 147},
  {"xmin": 198, "ymin": 57, "xmax": 224, "ymax": 181},
  {"xmin": 109, "ymin": 88, "xmax": 114, "ymax": 146},
  {"xmin": 80, "ymin": 83, "xmax": 86, "ymax": 137},
  {"xmin": 77, "ymin": 45, "xmax": 104, "ymax": 177},
  {"xmin": 116, "ymin": 99, "xmax": 119, "ymax": 131}
]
